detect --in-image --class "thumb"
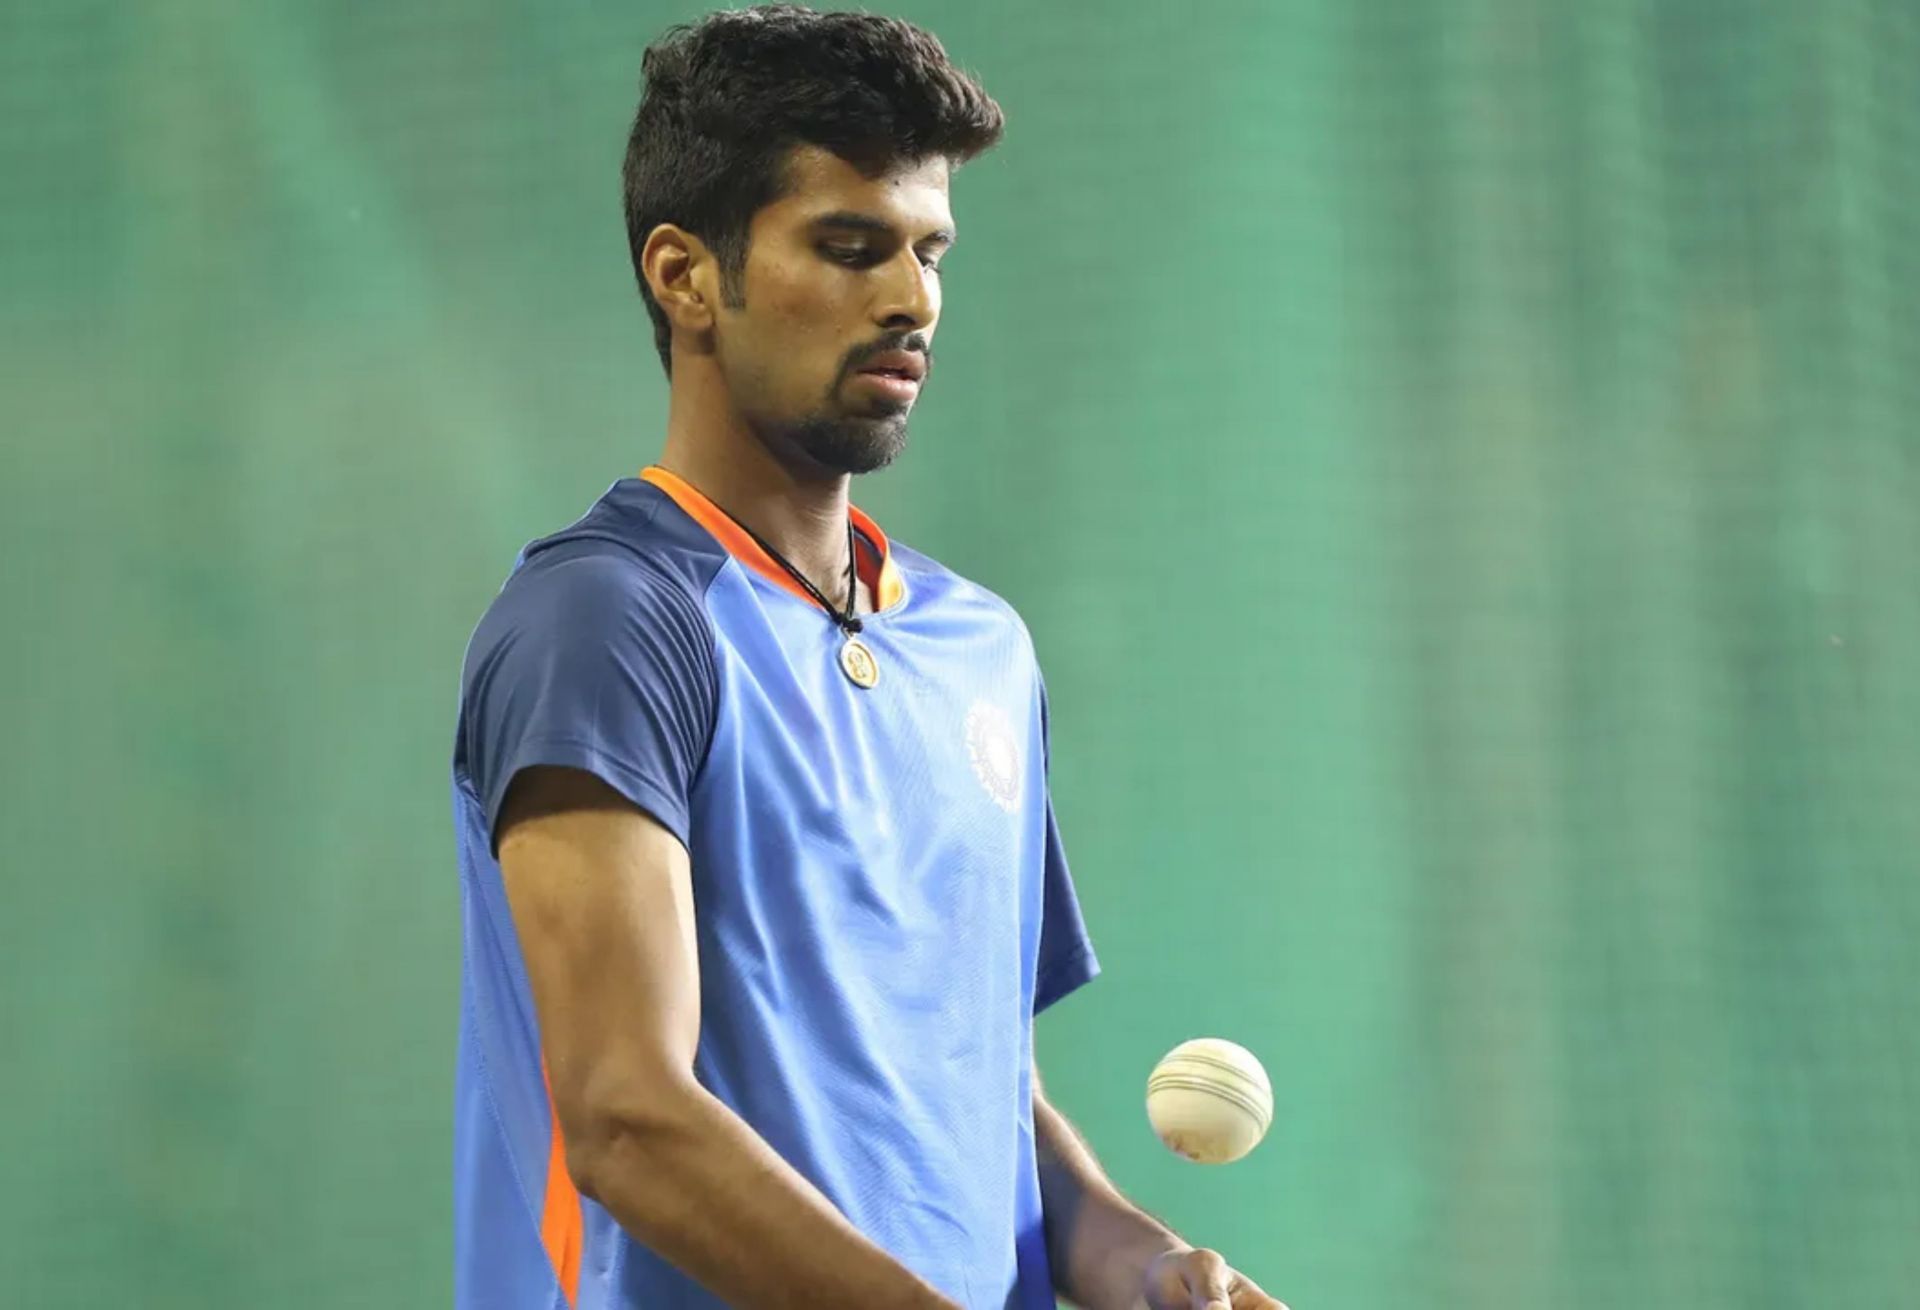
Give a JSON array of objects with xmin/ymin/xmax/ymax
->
[{"xmin": 1185, "ymin": 1249, "xmax": 1233, "ymax": 1310}]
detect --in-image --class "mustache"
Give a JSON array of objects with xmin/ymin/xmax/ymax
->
[{"xmin": 843, "ymin": 334, "xmax": 933, "ymax": 378}]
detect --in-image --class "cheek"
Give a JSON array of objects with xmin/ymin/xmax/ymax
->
[
  {"xmin": 762, "ymin": 280, "xmax": 860, "ymax": 395},
  {"xmin": 755, "ymin": 259, "xmax": 846, "ymax": 333}
]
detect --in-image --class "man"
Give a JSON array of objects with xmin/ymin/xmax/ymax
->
[{"xmin": 451, "ymin": 7, "xmax": 1284, "ymax": 1307}]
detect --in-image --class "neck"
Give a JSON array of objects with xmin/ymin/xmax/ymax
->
[{"xmin": 657, "ymin": 362, "xmax": 857, "ymax": 608}]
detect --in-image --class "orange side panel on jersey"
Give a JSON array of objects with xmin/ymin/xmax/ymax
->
[
  {"xmin": 540, "ymin": 1081, "xmax": 583, "ymax": 1306},
  {"xmin": 642, "ymin": 465, "xmax": 907, "ymax": 610}
]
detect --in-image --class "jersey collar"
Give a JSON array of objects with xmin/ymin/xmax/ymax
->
[{"xmin": 640, "ymin": 465, "xmax": 907, "ymax": 612}]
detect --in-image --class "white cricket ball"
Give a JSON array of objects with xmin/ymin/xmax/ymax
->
[{"xmin": 1145, "ymin": 1037, "xmax": 1273, "ymax": 1165}]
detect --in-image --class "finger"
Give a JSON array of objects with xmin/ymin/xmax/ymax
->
[
  {"xmin": 1185, "ymin": 1248, "xmax": 1233, "ymax": 1310},
  {"xmin": 1228, "ymin": 1269, "xmax": 1287, "ymax": 1310}
]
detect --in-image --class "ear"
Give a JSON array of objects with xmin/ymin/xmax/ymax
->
[{"xmin": 640, "ymin": 223, "xmax": 720, "ymax": 335}]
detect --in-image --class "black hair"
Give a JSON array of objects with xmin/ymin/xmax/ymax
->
[{"xmin": 622, "ymin": 5, "xmax": 1004, "ymax": 374}]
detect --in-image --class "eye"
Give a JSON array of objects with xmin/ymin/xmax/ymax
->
[{"xmin": 823, "ymin": 245, "xmax": 872, "ymax": 266}]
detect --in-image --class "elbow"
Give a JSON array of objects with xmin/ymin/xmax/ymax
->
[
  {"xmin": 561, "ymin": 1123, "xmax": 615, "ymax": 1206},
  {"xmin": 558, "ymin": 1072, "xmax": 703, "ymax": 1204}
]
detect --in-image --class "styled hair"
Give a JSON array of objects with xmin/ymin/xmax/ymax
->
[{"xmin": 622, "ymin": 5, "xmax": 1004, "ymax": 374}]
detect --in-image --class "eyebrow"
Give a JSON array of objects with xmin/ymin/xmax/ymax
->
[{"xmin": 811, "ymin": 211, "xmax": 956, "ymax": 248}]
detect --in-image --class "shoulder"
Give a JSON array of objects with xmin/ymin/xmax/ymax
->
[
  {"xmin": 466, "ymin": 479, "xmax": 729, "ymax": 675},
  {"xmin": 889, "ymin": 536, "xmax": 1038, "ymax": 661},
  {"xmin": 514, "ymin": 478, "xmax": 727, "ymax": 605}
]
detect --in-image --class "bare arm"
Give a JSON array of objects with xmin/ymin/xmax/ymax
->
[
  {"xmin": 1035, "ymin": 1068, "xmax": 1285, "ymax": 1310},
  {"xmin": 498, "ymin": 765, "xmax": 957, "ymax": 1310},
  {"xmin": 1034, "ymin": 1067, "xmax": 1186, "ymax": 1309}
]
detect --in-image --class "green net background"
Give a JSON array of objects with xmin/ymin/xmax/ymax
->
[{"xmin": 4, "ymin": 2, "xmax": 1917, "ymax": 1306}]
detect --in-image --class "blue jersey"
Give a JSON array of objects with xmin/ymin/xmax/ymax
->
[{"xmin": 450, "ymin": 467, "xmax": 1099, "ymax": 1308}]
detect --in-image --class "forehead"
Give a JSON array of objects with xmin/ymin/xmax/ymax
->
[{"xmin": 758, "ymin": 144, "xmax": 954, "ymax": 235}]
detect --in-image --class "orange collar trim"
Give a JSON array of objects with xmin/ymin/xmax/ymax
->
[{"xmin": 640, "ymin": 466, "xmax": 906, "ymax": 612}]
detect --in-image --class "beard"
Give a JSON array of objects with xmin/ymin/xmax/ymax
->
[
  {"xmin": 776, "ymin": 410, "xmax": 911, "ymax": 475},
  {"xmin": 735, "ymin": 333, "xmax": 931, "ymax": 477},
  {"xmin": 750, "ymin": 374, "xmax": 915, "ymax": 476}
]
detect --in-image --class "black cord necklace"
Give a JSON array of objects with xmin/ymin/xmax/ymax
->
[{"xmin": 708, "ymin": 504, "xmax": 882, "ymax": 689}]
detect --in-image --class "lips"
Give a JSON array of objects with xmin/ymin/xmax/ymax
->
[
  {"xmin": 854, "ymin": 371, "xmax": 921, "ymax": 402},
  {"xmin": 856, "ymin": 349, "xmax": 927, "ymax": 383}
]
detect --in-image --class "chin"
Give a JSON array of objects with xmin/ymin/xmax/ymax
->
[{"xmin": 780, "ymin": 412, "xmax": 911, "ymax": 476}]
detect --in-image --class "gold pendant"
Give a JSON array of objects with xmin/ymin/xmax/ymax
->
[{"xmin": 839, "ymin": 636, "xmax": 879, "ymax": 689}]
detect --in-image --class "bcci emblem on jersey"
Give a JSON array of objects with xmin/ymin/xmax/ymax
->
[{"xmin": 965, "ymin": 699, "xmax": 1022, "ymax": 813}]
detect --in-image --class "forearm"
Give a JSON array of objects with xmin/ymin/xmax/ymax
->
[
  {"xmin": 1035, "ymin": 1092, "xmax": 1187, "ymax": 1310},
  {"xmin": 573, "ymin": 1079, "xmax": 956, "ymax": 1309}
]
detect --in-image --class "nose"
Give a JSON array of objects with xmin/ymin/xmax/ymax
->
[{"xmin": 872, "ymin": 248, "xmax": 938, "ymax": 334}]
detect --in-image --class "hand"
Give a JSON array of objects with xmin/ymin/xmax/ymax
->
[{"xmin": 1142, "ymin": 1247, "xmax": 1288, "ymax": 1310}]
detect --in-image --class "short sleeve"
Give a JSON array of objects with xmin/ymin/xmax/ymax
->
[
  {"xmin": 1032, "ymin": 676, "xmax": 1099, "ymax": 1014},
  {"xmin": 457, "ymin": 547, "xmax": 717, "ymax": 853}
]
